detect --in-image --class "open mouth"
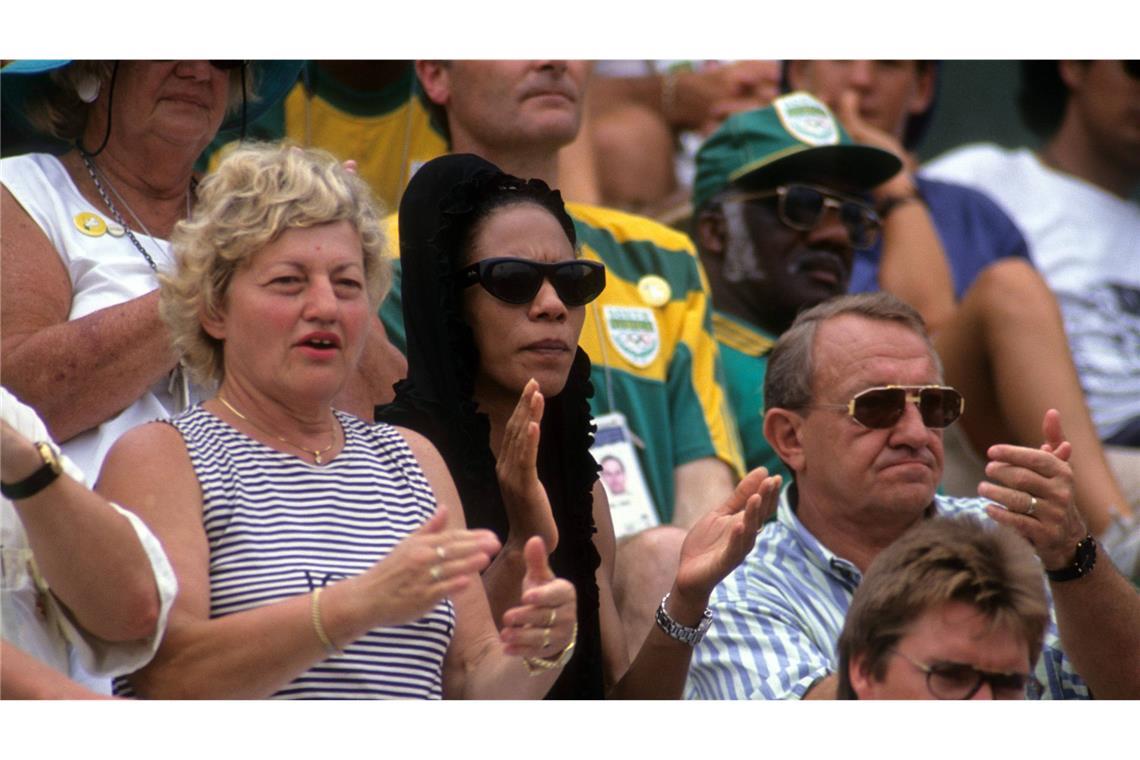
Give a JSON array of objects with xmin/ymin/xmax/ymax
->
[{"xmin": 298, "ymin": 333, "xmax": 341, "ymax": 351}]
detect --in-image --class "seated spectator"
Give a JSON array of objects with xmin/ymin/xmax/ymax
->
[
  {"xmin": 381, "ymin": 61, "xmax": 747, "ymax": 660},
  {"xmin": 786, "ymin": 60, "xmax": 1140, "ymax": 544},
  {"xmin": 691, "ymin": 93, "xmax": 1136, "ymax": 573},
  {"xmin": 0, "ymin": 60, "xmax": 299, "ymax": 481},
  {"xmin": 1, "ymin": 387, "xmax": 176, "ymax": 699},
  {"xmin": 836, "ymin": 516, "xmax": 1047, "ymax": 700},
  {"xmin": 585, "ymin": 60, "xmax": 781, "ymax": 219},
  {"xmin": 924, "ymin": 60, "xmax": 1140, "ymax": 509},
  {"xmin": 377, "ymin": 152, "xmax": 779, "ymax": 698},
  {"xmin": 99, "ymin": 144, "xmax": 578, "ymax": 699},
  {"xmin": 784, "ymin": 60, "xmax": 1032, "ymax": 302},
  {"xmin": 687, "ymin": 291, "xmax": 1140, "ymax": 699}
]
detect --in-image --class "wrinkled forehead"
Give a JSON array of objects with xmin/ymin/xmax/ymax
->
[{"xmin": 811, "ymin": 315, "xmax": 941, "ymax": 395}]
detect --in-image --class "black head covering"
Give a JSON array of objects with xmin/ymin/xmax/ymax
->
[{"xmin": 376, "ymin": 153, "xmax": 603, "ymax": 699}]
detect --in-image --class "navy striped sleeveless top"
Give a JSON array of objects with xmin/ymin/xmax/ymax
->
[{"xmin": 115, "ymin": 405, "xmax": 454, "ymax": 699}]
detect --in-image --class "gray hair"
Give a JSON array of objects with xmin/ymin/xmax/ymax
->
[{"xmin": 764, "ymin": 292, "xmax": 941, "ymax": 413}]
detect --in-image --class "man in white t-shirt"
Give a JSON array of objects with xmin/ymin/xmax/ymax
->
[{"xmin": 925, "ymin": 62, "xmax": 1140, "ymax": 474}]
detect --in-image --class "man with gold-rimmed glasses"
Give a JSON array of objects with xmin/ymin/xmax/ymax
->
[{"xmin": 688, "ymin": 290, "xmax": 1140, "ymax": 700}]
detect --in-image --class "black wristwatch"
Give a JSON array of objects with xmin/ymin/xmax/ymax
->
[
  {"xmin": 1046, "ymin": 534, "xmax": 1097, "ymax": 582},
  {"xmin": 1, "ymin": 441, "xmax": 63, "ymax": 500}
]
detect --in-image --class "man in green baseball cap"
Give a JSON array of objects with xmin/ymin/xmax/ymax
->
[{"xmin": 691, "ymin": 91, "xmax": 901, "ymax": 476}]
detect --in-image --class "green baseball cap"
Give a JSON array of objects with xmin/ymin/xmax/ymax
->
[{"xmin": 692, "ymin": 91, "xmax": 902, "ymax": 212}]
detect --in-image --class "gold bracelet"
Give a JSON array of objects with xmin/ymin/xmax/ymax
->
[
  {"xmin": 310, "ymin": 587, "xmax": 342, "ymax": 656},
  {"xmin": 523, "ymin": 623, "xmax": 578, "ymax": 675}
]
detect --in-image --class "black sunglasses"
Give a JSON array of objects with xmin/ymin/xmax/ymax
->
[
  {"xmin": 733, "ymin": 184, "xmax": 881, "ymax": 249},
  {"xmin": 209, "ymin": 61, "xmax": 247, "ymax": 71},
  {"xmin": 813, "ymin": 385, "xmax": 964, "ymax": 429},
  {"xmin": 892, "ymin": 650, "xmax": 1029, "ymax": 700},
  {"xmin": 455, "ymin": 257, "xmax": 606, "ymax": 307}
]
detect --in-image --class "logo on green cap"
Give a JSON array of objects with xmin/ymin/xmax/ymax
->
[{"xmin": 775, "ymin": 92, "xmax": 840, "ymax": 146}]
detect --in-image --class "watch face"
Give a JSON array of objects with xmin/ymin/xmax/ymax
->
[{"xmin": 1076, "ymin": 536, "xmax": 1096, "ymax": 569}]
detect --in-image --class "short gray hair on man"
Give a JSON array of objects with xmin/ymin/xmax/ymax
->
[{"xmin": 764, "ymin": 292, "xmax": 941, "ymax": 414}]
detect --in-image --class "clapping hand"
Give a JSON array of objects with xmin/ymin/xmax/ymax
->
[
  {"xmin": 366, "ymin": 504, "xmax": 502, "ymax": 627},
  {"xmin": 496, "ymin": 379, "xmax": 558, "ymax": 552},
  {"xmin": 673, "ymin": 467, "xmax": 782, "ymax": 602},
  {"xmin": 499, "ymin": 536, "xmax": 577, "ymax": 658},
  {"xmin": 981, "ymin": 409, "xmax": 1088, "ymax": 570}
]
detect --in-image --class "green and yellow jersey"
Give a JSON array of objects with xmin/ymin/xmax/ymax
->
[
  {"xmin": 200, "ymin": 62, "xmax": 446, "ymax": 213},
  {"xmin": 712, "ymin": 311, "xmax": 787, "ymax": 481}
]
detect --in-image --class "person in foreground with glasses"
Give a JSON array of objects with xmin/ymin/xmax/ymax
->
[
  {"xmin": 378, "ymin": 153, "xmax": 781, "ymax": 697},
  {"xmin": 685, "ymin": 290, "xmax": 1140, "ymax": 700},
  {"xmin": 835, "ymin": 516, "xmax": 1048, "ymax": 699},
  {"xmin": 786, "ymin": 59, "xmax": 1139, "ymax": 578},
  {"xmin": 691, "ymin": 92, "xmax": 1137, "ymax": 579}
]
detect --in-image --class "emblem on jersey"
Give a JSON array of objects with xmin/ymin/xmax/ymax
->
[
  {"xmin": 637, "ymin": 274, "xmax": 672, "ymax": 307},
  {"xmin": 73, "ymin": 211, "xmax": 107, "ymax": 237},
  {"xmin": 775, "ymin": 93, "xmax": 840, "ymax": 146},
  {"xmin": 604, "ymin": 306, "xmax": 660, "ymax": 368}
]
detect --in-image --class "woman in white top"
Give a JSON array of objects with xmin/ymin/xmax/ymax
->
[{"xmin": 0, "ymin": 60, "xmax": 302, "ymax": 478}]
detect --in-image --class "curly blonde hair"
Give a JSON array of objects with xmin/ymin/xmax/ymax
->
[
  {"xmin": 160, "ymin": 142, "xmax": 390, "ymax": 386},
  {"xmin": 22, "ymin": 60, "xmax": 252, "ymax": 144}
]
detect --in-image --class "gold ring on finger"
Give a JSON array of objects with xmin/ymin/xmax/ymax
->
[
  {"xmin": 430, "ymin": 565, "xmax": 442, "ymax": 582},
  {"xmin": 542, "ymin": 627, "xmax": 551, "ymax": 650},
  {"xmin": 547, "ymin": 609, "xmax": 557, "ymax": 627},
  {"xmin": 1027, "ymin": 496, "xmax": 1038, "ymax": 516},
  {"xmin": 436, "ymin": 546, "xmax": 447, "ymax": 560}
]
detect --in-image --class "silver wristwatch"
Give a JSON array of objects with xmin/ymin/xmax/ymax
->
[{"xmin": 655, "ymin": 593, "xmax": 713, "ymax": 646}]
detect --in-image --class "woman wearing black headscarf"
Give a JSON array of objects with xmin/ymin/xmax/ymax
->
[{"xmin": 379, "ymin": 153, "xmax": 780, "ymax": 698}]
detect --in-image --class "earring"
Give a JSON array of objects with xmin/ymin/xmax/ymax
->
[{"xmin": 76, "ymin": 75, "xmax": 100, "ymax": 104}]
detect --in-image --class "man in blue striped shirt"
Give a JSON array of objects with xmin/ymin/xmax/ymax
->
[{"xmin": 685, "ymin": 289, "xmax": 1140, "ymax": 699}]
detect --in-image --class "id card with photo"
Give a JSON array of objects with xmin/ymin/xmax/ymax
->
[{"xmin": 591, "ymin": 412, "xmax": 659, "ymax": 539}]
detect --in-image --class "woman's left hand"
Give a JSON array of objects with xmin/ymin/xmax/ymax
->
[
  {"xmin": 673, "ymin": 467, "xmax": 782, "ymax": 601},
  {"xmin": 498, "ymin": 536, "xmax": 577, "ymax": 658}
]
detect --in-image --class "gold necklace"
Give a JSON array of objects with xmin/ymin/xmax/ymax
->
[{"xmin": 216, "ymin": 395, "xmax": 338, "ymax": 464}]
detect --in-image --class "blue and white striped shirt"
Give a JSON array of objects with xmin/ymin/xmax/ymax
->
[
  {"xmin": 685, "ymin": 485, "xmax": 1089, "ymax": 700},
  {"xmin": 115, "ymin": 405, "xmax": 454, "ymax": 699}
]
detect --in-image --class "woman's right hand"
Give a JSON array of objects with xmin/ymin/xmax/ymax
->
[
  {"xmin": 363, "ymin": 504, "xmax": 502, "ymax": 628},
  {"xmin": 495, "ymin": 378, "xmax": 559, "ymax": 552}
]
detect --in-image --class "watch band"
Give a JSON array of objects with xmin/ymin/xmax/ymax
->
[
  {"xmin": 655, "ymin": 593, "xmax": 713, "ymax": 647},
  {"xmin": 1046, "ymin": 534, "xmax": 1097, "ymax": 582},
  {"xmin": 1, "ymin": 441, "xmax": 63, "ymax": 500}
]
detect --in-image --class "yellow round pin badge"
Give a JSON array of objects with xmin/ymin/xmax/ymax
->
[
  {"xmin": 637, "ymin": 275, "xmax": 671, "ymax": 307},
  {"xmin": 74, "ymin": 212, "xmax": 107, "ymax": 237}
]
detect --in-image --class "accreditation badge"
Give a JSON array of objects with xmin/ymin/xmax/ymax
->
[{"xmin": 591, "ymin": 411, "xmax": 659, "ymax": 539}]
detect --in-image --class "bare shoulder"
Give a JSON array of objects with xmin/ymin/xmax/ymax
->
[
  {"xmin": 389, "ymin": 425, "xmax": 446, "ymax": 470},
  {"xmin": 96, "ymin": 421, "xmax": 196, "ymax": 508},
  {"xmin": 388, "ymin": 424, "xmax": 466, "ymax": 529}
]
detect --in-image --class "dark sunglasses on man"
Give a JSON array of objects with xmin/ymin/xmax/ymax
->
[
  {"xmin": 455, "ymin": 257, "xmax": 607, "ymax": 307},
  {"xmin": 732, "ymin": 184, "xmax": 882, "ymax": 249},
  {"xmin": 813, "ymin": 385, "xmax": 965, "ymax": 430},
  {"xmin": 891, "ymin": 650, "xmax": 1030, "ymax": 700}
]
